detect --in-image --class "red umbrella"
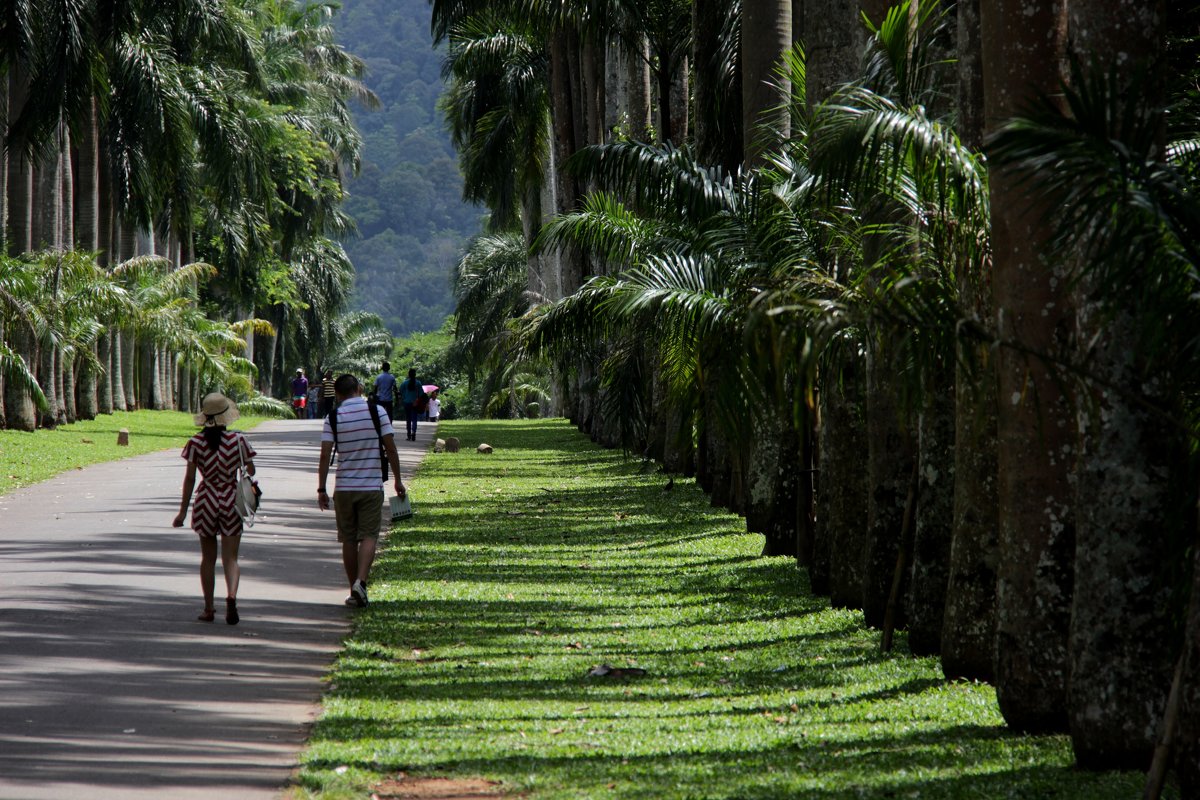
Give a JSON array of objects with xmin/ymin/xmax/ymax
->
[{"xmin": 423, "ymin": 384, "xmax": 439, "ymax": 394}]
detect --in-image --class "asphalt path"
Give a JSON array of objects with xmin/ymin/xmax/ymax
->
[{"xmin": 0, "ymin": 416, "xmax": 434, "ymax": 800}]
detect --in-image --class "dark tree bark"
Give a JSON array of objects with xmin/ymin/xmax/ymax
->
[
  {"xmin": 1179, "ymin": 536, "xmax": 1200, "ymax": 794},
  {"xmin": 692, "ymin": 0, "xmax": 743, "ymax": 172},
  {"xmin": 821, "ymin": 355, "xmax": 869, "ymax": 609},
  {"xmin": 906, "ymin": 363, "xmax": 955, "ymax": 656},
  {"xmin": 982, "ymin": 0, "xmax": 1073, "ymax": 734},
  {"xmin": 1064, "ymin": 0, "xmax": 1185, "ymax": 770},
  {"xmin": 741, "ymin": 0, "xmax": 792, "ymax": 166},
  {"xmin": 861, "ymin": 326, "xmax": 916, "ymax": 629},
  {"xmin": 941, "ymin": 0, "xmax": 999, "ymax": 683}
]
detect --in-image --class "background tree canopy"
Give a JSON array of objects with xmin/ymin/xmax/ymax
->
[{"xmin": 335, "ymin": 0, "xmax": 484, "ymax": 336}]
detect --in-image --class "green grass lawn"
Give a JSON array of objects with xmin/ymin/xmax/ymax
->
[
  {"xmin": 0, "ymin": 410, "xmax": 267, "ymax": 495},
  {"xmin": 297, "ymin": 419, "xmax": 1168, "ymax": 800}
]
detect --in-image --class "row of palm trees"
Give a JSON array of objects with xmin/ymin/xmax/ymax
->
[
  {"xmin": 0, "ymin": 0, "xmax": 389, "ymax": 431},
  {"xmin": 441, "ymin": 0, "xmax": 1200, "ymax": 790}
]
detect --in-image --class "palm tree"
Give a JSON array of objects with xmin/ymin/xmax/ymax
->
[{"xmin": 979, "ymin": 0, "xmax": 1074, "ymax": 734}]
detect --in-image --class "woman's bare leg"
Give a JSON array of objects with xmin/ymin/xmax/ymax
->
[
  {"xmin": 221, "ymin": 534, "xmax": 241, "ymax": 599},
  {"xmin": 199, "ymin": 535, "xmax": 218, "ymax": 612}
]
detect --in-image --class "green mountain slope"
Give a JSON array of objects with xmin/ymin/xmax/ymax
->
[{"xmin": 335, "ymin": 0, "xmax": 482, "ymax": 335}]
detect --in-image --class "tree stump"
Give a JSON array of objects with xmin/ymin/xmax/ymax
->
[
  {"xmin": 445, "ymin": 437, "xmax": 460, "ymax": 453},
  {"xmin": 117, "ymin": 428, "xmax": 130, "ymax": 446}
]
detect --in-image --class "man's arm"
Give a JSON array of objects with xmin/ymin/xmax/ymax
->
[
  {"xmin": 382, "ymin": 434, "xmax": 406, "ymax": 497},
  {"xmin": 317, "ymin": 440, "xmax": 334, "ymax": 510}
]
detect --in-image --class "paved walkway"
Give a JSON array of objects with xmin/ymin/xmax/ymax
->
[{"xmin": 0, "ymin": 417, "xmax": 436, "ymax": 800}]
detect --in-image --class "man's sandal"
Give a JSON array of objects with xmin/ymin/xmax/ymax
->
[
  {"xmin": 225, "ymin": 597, "xmax": 239, "ymax": 625},
  {"xmin": 198, "ymin": 607, "xmax": 215, "ymax": 622}
]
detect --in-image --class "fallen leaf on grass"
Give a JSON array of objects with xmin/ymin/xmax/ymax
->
[
  {"xmin": 587, "ymin": 663, "xmax": 647, "ymax": 678},
  {"xmin": 550, "ymin": 727, "xmax": 565, "ymax": 735}
]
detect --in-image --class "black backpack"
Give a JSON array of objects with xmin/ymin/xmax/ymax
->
[{"xmin": 328, "ymin": 400, "xmax": 390, "ymax": 481}]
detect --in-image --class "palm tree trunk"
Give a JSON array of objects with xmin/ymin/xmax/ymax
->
[
  {"xmin": 862, "ymin": 328, "xmax": 916, "ymax": 629},
  {"xmin": 120, "ymin": 330, "xmax": 136, "ymax": 410},
  {"xmin": 37, "ymin": 342, "xmax": 58, "ymax": 428},
  {"xmin": 1179, "ymin": 525, "xmax": 1200, "ymax": 794},
  {"xmin": 906, "ymin": 365, "xmax": 955, "ymax": 656},
  {"xmin": 61, "ymin": 349, "xmax": 76, "ymax": 423},
  {"xmin": 741, "ymin": 0, "xmax": 792, "ymax": 166},
  {"xmin": 941, "ymin": 0, "xmax": 998, "ymax": 682},
  {"xmin": 76, "ymin": 99, "xmax": 99, "ymax": 252},
  {"xmin": 692, "ymin": 0, "xmax": 743, "ymax": 171},
  {"xmin": 670, "ymin": 55, "xmax": 689, "ymax": 144},
  {"xmin": 1065, "ymin": 0, "xmax": 1182, "ymax": 769},
  {"xmin": 821, "ymin": 355, "xmax": 869, "ymax": 609},
  {"xmin": 3, "ymin": 322, "xmax": 36, "ymax": 431},
  {"xmin": 981, "ymin": 0, "xmax": 1073, "ymax": 733},
  {"xmin": 110, "ymin": 330, "xmax": 127, "ymax": 412},
  {"xmin": 60, "ymin": 127, "xmax": 73, "ymax": 250},
  {"xmin": 96, "ymin": 333, "xmax": 113, "ymax": 415},
  {"xmin": 7, "ymin": 72, "xmax": 32, "ymax": 256},
  {"xmin": 178, "ymin": 360, "xmax": 191, "ymax": 413}
]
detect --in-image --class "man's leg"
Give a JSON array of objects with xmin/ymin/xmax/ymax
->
[
  {"xmin": 341, "ymin": 539, "xmax": 359, "ymax": 586},
  {"xmin": 356, "ymin": 536, "xmax": 378, "ymax": 584}
]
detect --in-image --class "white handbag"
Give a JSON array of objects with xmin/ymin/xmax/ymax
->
[{"xmin": 234, "ymin": 435, "xmax": 261, "ymax": 527}]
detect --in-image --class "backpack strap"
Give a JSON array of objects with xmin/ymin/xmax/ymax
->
[{"xmin": 368, "ymin": 400, "xmax": 390, "ymax": 482}]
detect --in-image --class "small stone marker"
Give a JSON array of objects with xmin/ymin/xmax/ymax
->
[
  {"xmin": 434, "ymin": 438, "xmax": 446, "ymax": 453},
  {"xmin": 477, "ymin": 443, "xmax": 493, "ymax": 454},
  {"xmin": 445, "ymin": 437, "xmax": 460, "ymax": 453},
  {"xmin": 117, "ymin": 428, "xmax": 130, "ymax": 446}
]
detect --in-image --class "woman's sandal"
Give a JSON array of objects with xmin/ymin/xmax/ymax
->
[
  {"xmin": 198, "ymin": 607, "xmax": 215, "ymax": 622},
  {"xmin": 225, "ymin": 597, "xmax": 239, "ymax": 626}
]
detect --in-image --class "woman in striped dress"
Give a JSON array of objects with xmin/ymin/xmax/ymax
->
[{"xmin": 172, "ymin": 393, "xmax": 257, "ymax": 624}]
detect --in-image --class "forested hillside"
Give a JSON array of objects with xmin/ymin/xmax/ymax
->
[{"xmin": 335, "ymin": 0, "xmax": 481, "ymax": 335}]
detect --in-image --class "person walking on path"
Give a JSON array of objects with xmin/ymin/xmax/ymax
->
[
  {"xmin": 317, "ymin": 374, "xmax": 406, "ymax": 607},
  {"xmin": 399, "ymin": 368, "xmax": 426, "ymax": 441},
  {"xmin": 319, "ymin": 369, "xmax": 336, "ymax": 417},
  {"xmin": 372, "ymin": 361, "xmax": 398, "ymax": 420},
  {"xmin": 291, "ymin": 369, "xmax": 309, "ymax": 418},
  {"xmin": 427, "ymin": 391, "xmax": 440, "ymax": 422},
  {"xmin": 172, "ymin": 393, "xmax": 256, "ymax": 625}
]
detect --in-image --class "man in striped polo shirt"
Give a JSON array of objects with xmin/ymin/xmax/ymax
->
[{"xmin": 317, "ymin": 374, "xmax": 406, "ymax": 607}]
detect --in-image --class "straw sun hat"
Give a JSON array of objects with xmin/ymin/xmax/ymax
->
[{"xmin": 194, "ymin": 393, "xmax": 240, "ymax": 427}]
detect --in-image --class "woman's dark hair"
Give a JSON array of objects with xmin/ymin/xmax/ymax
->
[
  {"xmin": 407, "ymin": 368, "xmax": 417, "ymax": 379},
  {"xmin": 202, "ymin": 425, "xmax": 227, "ymax": 452}
]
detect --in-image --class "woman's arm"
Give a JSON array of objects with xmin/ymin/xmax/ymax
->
[{"xmin": 173, "ymin": 461, "xmax": 198, "ymax": 527}]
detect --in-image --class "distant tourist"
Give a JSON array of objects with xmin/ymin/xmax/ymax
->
[
  {"xmin": 291, "ymin": 369, "xmax": 309, "ymax": 418},
  {"xmin": 373, "ymin": 361, "xmax": 398, "ymax": 420},
  {"xmin": 172, "ymin": 393, "xmax": 256, "ymax": 625},
  {"xmin": 319, "ymin": 369, "xmax": 336, "ymax": 417},
  {"xmin": 317, "ymin": 373, "xmax": 406, "ymax": 607},
  {"xmin": 427, "ymin": 391, "xmax": 440, "ymax": 423},
  {"xmin": 307, "ymin": 384, "xmax": 319, "ymax": 419},
  {"xmin": 399, "ymin": 368, "xmax": 426, "ymax": 441}
]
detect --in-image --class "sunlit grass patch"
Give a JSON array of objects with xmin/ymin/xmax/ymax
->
[
  {"xmin": 296, "ymin": 418, "xmax": 1163, "ymax": 800},
  {"xmin": 0, "ymin": 410, "xmax": 267, "ymax": 495}
]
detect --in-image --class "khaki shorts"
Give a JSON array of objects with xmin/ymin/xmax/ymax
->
[{"xmin": 333, "ymin": 491, "xmax": 385, "ymax": 543}]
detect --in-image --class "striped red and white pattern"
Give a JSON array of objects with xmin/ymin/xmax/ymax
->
[
  {"xmin": 181, "ymin": 431, "xmax": 257, "ymax": 538},
  {"xmin": 322, "ymin": 396, "xmax": 395, "ymax": 492}
]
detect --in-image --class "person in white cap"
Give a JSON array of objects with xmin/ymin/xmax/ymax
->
[{"xmin": 172, "ymin": 393, "xmax": 257, "ymax": 625}]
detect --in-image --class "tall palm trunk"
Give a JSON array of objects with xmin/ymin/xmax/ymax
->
[
  {"xmin": 906, "ymin": 363, "xmax": 955, "ymax": 655},
  {"xmin": 741, "ymin": 0, "xmax": 792, "ymax": 166},
  {"xmin": 96, "ymin": 333, "xmax": 113, "ymax": 415},
  {"xmin": 981, "ymin": 0, "xmax": 1073, "ymax": 733},
  {"xmin": 941, "ymin": 0, "xmax": 999, "ymax": 681},
  {"xmin": 118, "ymin": 219, "xmax": 136, "ymax": 410},
  {"xmin": 861, "ymin": 324, "xmax": 916, "ymax": 629},
  {"xmin": 1065, "ymin": 0, "xmax": 1183, "ymax": 769},
  {"xmin": 692, "ymin": 0, "xmax": 743, "ymax": 171},
  {"xmin": 821, "ymin": 354, "xmax": 869, "ymax": 609},
  {"xmin": 33, "ymin": 146, "xmax": 64, "ymax": 427},
  {"xmin": 3, "ymin": 72, "xmax": 36, "ymax": 430}
]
